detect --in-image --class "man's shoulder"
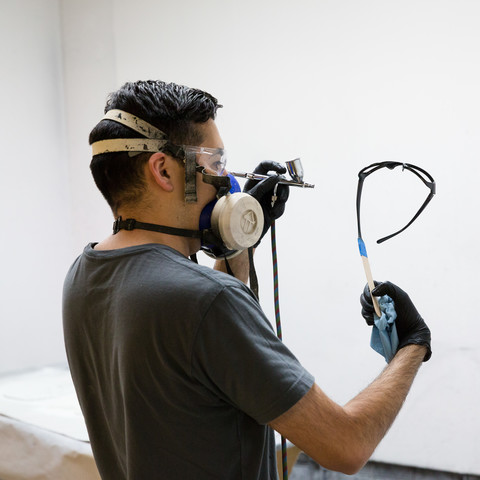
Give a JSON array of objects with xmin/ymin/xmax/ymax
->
[
  {"xmin": 65, "ymin": 242, "xmax": 252, "ymax": 299},
  {"xmin": 84, "ymin": 243, "xmax": 247, "ymax": 287}
]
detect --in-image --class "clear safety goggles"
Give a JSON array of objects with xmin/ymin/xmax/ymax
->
[{"xmin": 183, "ymin": 145, "xmax": 227, "ymax": 176}]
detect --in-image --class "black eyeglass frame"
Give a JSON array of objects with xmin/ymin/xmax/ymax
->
[{"xmin": 356, "ymin": 161, "xmax": 436, "ymax": 244}]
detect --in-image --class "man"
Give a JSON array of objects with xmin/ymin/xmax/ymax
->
[{"xmin": 63, "ymin": 80, "xmax": 431, "ymax": 479}]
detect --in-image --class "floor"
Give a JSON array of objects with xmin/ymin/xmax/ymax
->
[{"xmin": 288, "ymin": 454, "xmax": 480, "ymax": 480}]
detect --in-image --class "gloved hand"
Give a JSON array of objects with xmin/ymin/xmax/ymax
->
[
  {"xmin": 243, "ymin": 161, "xmax": 290, "ymax": 247},
  {"xmin": 360, "ymin": 281, "xmax": 432, "ymax": 362}
]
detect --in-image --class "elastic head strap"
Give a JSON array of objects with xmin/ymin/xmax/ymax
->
[
  {"xmin": 91, "ymin": 138, "xmax": 168, "ymax": 155},
  {"xmin": 91, "ymin": 109, "xmax": 171, "ymax": 155},
  {"xmin": 103, "ymin": 109, "xmax": 168, "ymax": 140},
  {"xmin": 356, "ymin": 161, "xmax": 436, "ymax": 244},
  {"xmin": 184, "ymin": 149, "xmax": 198, "ymax": 203},
  {"xmin": 113, "ymin": 216, "xmax": 203, "ymax": 239}
]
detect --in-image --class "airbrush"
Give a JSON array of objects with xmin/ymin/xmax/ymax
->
[{"xmin": 230, "ymin": 158, "xmax": 315, "ymax": 188}]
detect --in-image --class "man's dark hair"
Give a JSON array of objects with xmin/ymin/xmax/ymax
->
[{"xmin": 89, "ymin": 80, "xmax": 221, "ymax": 214}]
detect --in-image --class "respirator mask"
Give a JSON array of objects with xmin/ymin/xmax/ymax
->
[
  {"xmin": 198, "ymin": 170, "xmax": 263, "ymax": 258},
  {"xmin": 91, "ymin": 109, "xmax": 264, "ymax": 258}
]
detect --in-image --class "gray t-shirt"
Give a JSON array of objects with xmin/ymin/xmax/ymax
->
[{"xmin": 63, "ymin": 243, "xmax": 314, "ymax": 479}]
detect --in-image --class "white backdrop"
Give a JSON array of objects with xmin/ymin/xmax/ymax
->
[
  {"xmin": 2, "ymin": 0, "xmax": 479, "ymax": 474},
  {"xmin": 0, "ymin": 0, "xmax": 71, "ymax": 373}
]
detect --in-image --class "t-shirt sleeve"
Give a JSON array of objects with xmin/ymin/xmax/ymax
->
[{"xmin": 190, "ymin": 285, "xmax": 315, "ymax": 425}]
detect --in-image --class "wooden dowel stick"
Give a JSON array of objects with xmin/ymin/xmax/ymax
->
[{"xmin": 361, "ymin": 255, "xmax": 382, "ymax": 317}]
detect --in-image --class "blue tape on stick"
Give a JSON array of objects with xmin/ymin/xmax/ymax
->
[{"xmin": 358, "ymin": 238, "xmax": 368, "ymax": 257}]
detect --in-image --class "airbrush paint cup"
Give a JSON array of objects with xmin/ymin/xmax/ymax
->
[{"xmin": 285, "ymin": 158, "xmax": 304, "ymax": 183}]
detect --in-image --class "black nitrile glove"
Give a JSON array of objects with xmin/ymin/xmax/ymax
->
[
  {"xmin": 243, "ymin": 161, "xmax": 290, "ymax": 247},
  {"xmin": 360, "ymin": 281, "xmax": 432, "ymax": 362}
]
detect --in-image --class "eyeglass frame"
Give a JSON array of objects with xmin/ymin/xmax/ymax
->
[{"xmin": 356, "ymin": 161, "xmax": 436, "ymax": 244}]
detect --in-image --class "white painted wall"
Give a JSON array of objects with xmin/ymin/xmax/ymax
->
[
  {"xmin": 3, "ymin": 0, "xmax": 479, "ymax": 474},
  {"xmin": 60, "ymin": 0, "xmax": 117, "ymax": 252},
  {"xmin": 0, "ymin": 0, "xmax": 71, "ymax": 373}
]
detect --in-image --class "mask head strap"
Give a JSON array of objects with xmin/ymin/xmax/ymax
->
[
  {"xmin": 356, "ymin": 161, "xmax": 436, "ymax": 244},
  {"xmin": 113, "ymin": 216, "xmax": 203, "ymax": 239},
  {"xmin": 102, "ymin": 109, "xmax": 168, "ymax": 140}
]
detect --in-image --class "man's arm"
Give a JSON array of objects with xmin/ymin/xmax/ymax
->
[
  {"xmin": 269, "ymin": 344, "xmax": 426, "ymax": 475},
  {"xmin": 214, "ymin": 161, "xmax": 290, "ymax": 284},
  {"xmin": 271, "ymin": 280, "xmax": 431, "ymax": 474},
  {"xmin": 214, "ymin": 250, "xmax": 251, "ymax": 284}
]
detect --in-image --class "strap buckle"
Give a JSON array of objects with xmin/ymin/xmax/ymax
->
[
  {"xmin": 113, "ymin": 216, "xmax": 122, "ymax": 234},
  {"xmin": 113, "ymin": 216, "xmax": 137, "ymax": 234}
]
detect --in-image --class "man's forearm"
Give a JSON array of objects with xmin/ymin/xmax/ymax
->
[
  {"xmin": 344, "ymin": 344, "xmax": 426, "ymax": 461},
  {"xmin": 214, "ymin": 250, "xmax": 251, "ymax": 284},
  {"xmin": 269, "ymin": 344, "xmax": 427, "ymax": 474}
]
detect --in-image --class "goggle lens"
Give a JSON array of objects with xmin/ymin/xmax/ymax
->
[{"xmin": 184, "ymin": 146, "xmax": 227, "ymax": 176}]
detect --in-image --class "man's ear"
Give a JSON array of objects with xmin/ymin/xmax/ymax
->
[{"xmin": 148, "ymin": 153, "xmax": 174, "ymax": 192}]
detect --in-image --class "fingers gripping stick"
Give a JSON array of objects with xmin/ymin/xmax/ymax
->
[{"xmin": 358, "ymin": 238, "xmax": 382, "ymax": 317}]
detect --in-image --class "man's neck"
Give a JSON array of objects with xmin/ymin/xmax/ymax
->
[{"xmin": 94, "ymin": 228, "xmax": 198, "ymax": 258}]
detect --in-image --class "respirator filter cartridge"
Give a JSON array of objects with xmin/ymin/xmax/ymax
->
[{"xmin": 210, "ymin": 193, "xmax": 264, "ymax": 250}]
